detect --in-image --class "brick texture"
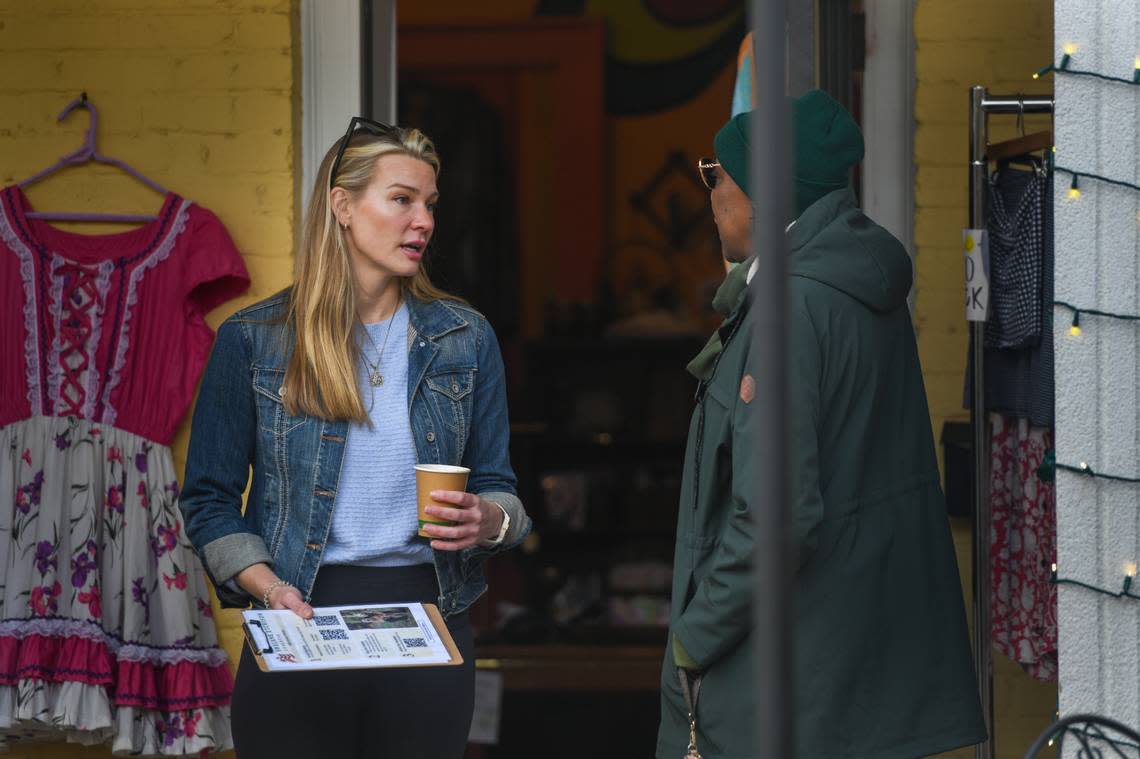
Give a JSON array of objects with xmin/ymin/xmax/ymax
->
[
  {"xmin": 0, "ymin": 2, "xmax": 298, "ymax": 756},
  {"xmin": 0, "ymin": 0, "xmax": 1067, "ymax": 755},
  {"xmin": 913, "ymin": 1, "xmax": 1059, "ymax": 757}
]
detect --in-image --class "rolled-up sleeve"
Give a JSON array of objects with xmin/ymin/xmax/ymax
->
[{"xmin": 180, "ymin": 317, "xmax": 271, "ymax": 606}]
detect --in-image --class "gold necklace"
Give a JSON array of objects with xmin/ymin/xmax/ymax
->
[{"xmin": 360, "ymin": 300, "xmax": 399, "ymax": 387}]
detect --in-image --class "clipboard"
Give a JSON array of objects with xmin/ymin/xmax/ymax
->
[{"xmin": 242, "ymin": 602, "xmax": 463, "ymax": 673}]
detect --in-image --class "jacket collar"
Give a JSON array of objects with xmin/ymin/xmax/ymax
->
[
  {"xmin": 405, "ymin": 295, "xmax": 469, "ymax": 340},
  {"xmin": 240, "ymin": 289, "xmax": 470, "ymax": 343}
]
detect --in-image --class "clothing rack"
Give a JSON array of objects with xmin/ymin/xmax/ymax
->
[{"xmin": 967, "ymin": 86, "xmax": 1054, "ymax": 759}]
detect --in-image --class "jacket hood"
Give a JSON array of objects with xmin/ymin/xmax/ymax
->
[{"xmin": 787, "ymin": 187, "xmax": 912, "ymax": 313}]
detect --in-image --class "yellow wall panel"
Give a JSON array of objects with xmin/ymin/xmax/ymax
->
[
  {"xmin": 913, "ymin": 1, "xmax": 1057, "ymax": 756},
  {"xmin": 0, "ymin": 1, "xmax": 298, "ymax": 756}
]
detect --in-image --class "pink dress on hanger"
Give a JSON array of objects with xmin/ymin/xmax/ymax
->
[{"xmin": 0, "ymin": 186, "xmax": 244, "ymax": 754}]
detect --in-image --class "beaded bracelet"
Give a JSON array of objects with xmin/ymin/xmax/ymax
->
[{"xmin": 262, "ymin": 579, "xmax": 292, "ymax": 609}]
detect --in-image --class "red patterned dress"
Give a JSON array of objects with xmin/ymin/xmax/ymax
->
[{"xmin": 0, "ymin": 186, "xmax": 246, "ymax": 754}]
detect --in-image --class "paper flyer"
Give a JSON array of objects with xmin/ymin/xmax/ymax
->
[{"xmin": 242, "ymin": 602, "xmax": 458, "ymax": 672}]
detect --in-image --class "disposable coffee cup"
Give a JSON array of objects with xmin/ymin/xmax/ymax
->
[{"xmin": 415, "ymin": 464, "xmax": 470, "ymax": 538}]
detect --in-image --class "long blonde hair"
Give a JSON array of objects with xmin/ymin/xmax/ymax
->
[{"xmin": 285, "ymin": 127, "xmax": 455, "ymax": 422}]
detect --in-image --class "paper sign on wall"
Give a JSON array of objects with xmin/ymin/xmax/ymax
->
[
  {"xmin": 963, "ymin": 229, "xmax": 989, "ymax": 322},
  {"xmin": 468, "ymin": 669, "xmax": 503, "ymax": 744}
]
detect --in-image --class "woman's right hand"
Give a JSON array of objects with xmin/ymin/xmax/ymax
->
[{"xmin": 236, "ymin": 563, "xmax": 315, "ymax": 620}]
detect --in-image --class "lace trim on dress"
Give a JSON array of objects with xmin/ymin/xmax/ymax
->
[
  {"xmin": 115, "ymin": 642, "xmax": 229, "ymax": 668},
  {"xmin": 46, "ymin": 255, "xmax": 66, "ymax": 416},
  {"xmin": 0, "ymin": 202, "xmax": 42, "ymax": 415},
  {"xmin": 100, "ymin": 199, "xmax": 192, "ymax": 426},
  {"xmin": 0, "ymin": 618, "xmax": 230, "ymax": 667}
]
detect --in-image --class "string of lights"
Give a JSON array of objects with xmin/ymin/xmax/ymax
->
[
  {"xmin": 1056, "ymin": 165, "xmax": 1140, "ymax": 198},
  {"xmin": 1048, "ymin": 459, "xmax": 1140, "ymax": 601},
  {"xmin": 1033, "ymin": 46, "xmax": 1140, "ymax": 85},
  {"xmin": 1025, "ymin": 41, "xmax": 1140, "ymax": 748},
  {"xmin": 1055, "ymin": 301, "xmax": 1140, "ymax": 338},
  {"xmin": 1054, "ymin": 460, "xmax": 1140, "ymax": 485},
  {"xmin": 1050, "ymin": 562, "xmax": 1140, "ymax": 602},
  {"xmin": 1043, "ymin": 715, "xmax": 1140, "ymax": 755}
]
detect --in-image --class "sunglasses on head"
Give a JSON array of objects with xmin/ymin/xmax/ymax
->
[
  {"xmin": 697, "ymin": 157, "xmax": 721, "ymax": 190},
  {"xmin": 329, "ymin": 116, "xmax": 399, "ymax": 190}
]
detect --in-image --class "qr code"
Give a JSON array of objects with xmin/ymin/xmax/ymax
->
[
  {"xmin": 312, "ymin": 615, "xmax": 340, "ymax": 627},
  {"xmin": 402, "ymin": 637, "xmax": 427, "ymax": 649},
  {"xmin": 319, "ymin": 629, "xmax": 349, "ymax": 641}
]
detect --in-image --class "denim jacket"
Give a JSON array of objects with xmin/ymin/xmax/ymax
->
[{"xmin": 180, "ymin": 290, "xmax": 530, "ymax": 617}]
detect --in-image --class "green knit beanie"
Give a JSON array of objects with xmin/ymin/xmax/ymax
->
[
  {"xmin": 711, "ymin": 91, "xmax": 863, "ymax": 215},
  {"xmin": 713, "ymin": 111, "xmax": 752, "ymax": 199},
  {"xmin": 791, "ymin": 89, "xmax": 864, "ymax": 216}
]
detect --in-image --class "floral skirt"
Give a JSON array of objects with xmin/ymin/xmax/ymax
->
[
  {"xmin": 0, "ymin": 416, "xmax": 233, "ymax": 755},
  {"xmin": 989, "ymin": 413, "xmax": 1058, "ymax": 682}
]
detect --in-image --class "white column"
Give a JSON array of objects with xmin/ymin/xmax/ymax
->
[
  {"xmin": 861, "ymin": 0, "xmax": 916, "ymax": 268},
  {"xmin": 300, "ymin": 0, "xmax": 363, "ymax": 213}
]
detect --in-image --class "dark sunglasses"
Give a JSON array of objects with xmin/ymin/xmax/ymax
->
[
  {"xmin": 697, "ymin": 157, "xmax": 720, "ymax": 190},
  {"xmin": 329, "ymin": 116, "xmax": 398, "ymax": 190}
]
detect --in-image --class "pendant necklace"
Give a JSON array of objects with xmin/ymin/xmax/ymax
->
[{"xmin": 361, "ymin": 298, "xmax": 399, "ymax": 388}]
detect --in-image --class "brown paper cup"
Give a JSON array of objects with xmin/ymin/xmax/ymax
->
[{"xmin": 415, "ymin": 464, "xmax": 470, "ymax": 538}]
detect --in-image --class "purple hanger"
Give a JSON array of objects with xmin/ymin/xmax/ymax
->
[{"xmin": 19, "ymin": 93, "xmax": 169, "ymax": 223}]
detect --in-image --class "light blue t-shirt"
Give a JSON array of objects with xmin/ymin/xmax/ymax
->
[{"xmin": 322, "ymin": 303, "xmax": 432, "ymax": 566}]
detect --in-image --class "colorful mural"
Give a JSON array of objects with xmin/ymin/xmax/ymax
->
[
  {"xmin": 733, "ymin": 32, "xmax": 756, "ymax": 116},
  {"xmin": 537, "ymin": 0, "xmax": 745, "ymax": 114},
  {"xmin": 400, "ymin": 1, "xmax": 742, "ymax": 335}
]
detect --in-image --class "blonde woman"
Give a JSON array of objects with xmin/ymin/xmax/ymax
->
[{"xmin": 180, "ymin": 119, "xmax": 530, "ymax": 758}]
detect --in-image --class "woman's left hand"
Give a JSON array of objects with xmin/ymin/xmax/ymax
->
[{"xmin": 422, "ymin": 491, "xmax": 502, "ymax": 551}]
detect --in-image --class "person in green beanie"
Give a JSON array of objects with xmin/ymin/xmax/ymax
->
[
  {"xmin": 657, "ymin": 90, "xmax": 986, "ymax": 759},
  {"xmin": 654, "ymin": 105, "xmax": 765, "ymax": 759}
]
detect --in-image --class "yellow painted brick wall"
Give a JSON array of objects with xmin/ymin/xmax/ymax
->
[
  {"xmin": 0, "ymin": 1, "xmax": 298, "ymax": 756},
  {"xmin": 913, "ymin": 2, "xmax": 1058, "ymax": 758}
]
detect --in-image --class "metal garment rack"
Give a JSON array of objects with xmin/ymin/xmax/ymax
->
[{"xmin": 968, "ymin": 86, "xmax": 1054, "ymax": 759}]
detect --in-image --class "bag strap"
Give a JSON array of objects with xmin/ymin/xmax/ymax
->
[{"xmin": 678, "ymin": 667, "xmax": 704, "ymax": 757}]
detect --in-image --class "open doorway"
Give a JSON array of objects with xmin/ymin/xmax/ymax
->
[{"xmin": 351, "ymin": 1, "xmax": 871, "ymax": 755}]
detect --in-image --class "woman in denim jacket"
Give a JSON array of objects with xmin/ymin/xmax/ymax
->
[{"xmin": 180, "ymin": 120, "xmax": 530, "ymax": 758}]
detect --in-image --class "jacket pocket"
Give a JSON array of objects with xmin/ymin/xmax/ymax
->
[
  {"xmin": 252, "ymin": 367, "xmax": 309, "ymax": 436},
  {"xmin": 693, "ymin": 641, "xmax": 750, "ymax": 757},
  {"xmin": 659, "ymin": 653, "xmax": 688, "ymax": 735},
  {"xmin": 425, "ymin": 368, "xmax": 475, "ymax": 435}
]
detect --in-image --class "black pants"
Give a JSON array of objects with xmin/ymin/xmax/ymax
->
[{"xmin": 232, "ymin": 564, "xmax": 475, "ymax": 759}]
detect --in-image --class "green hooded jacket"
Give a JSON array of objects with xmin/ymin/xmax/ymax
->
[{"xmin": 658, "ymin": 187, "xmax": 985, "ymax": 759}]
